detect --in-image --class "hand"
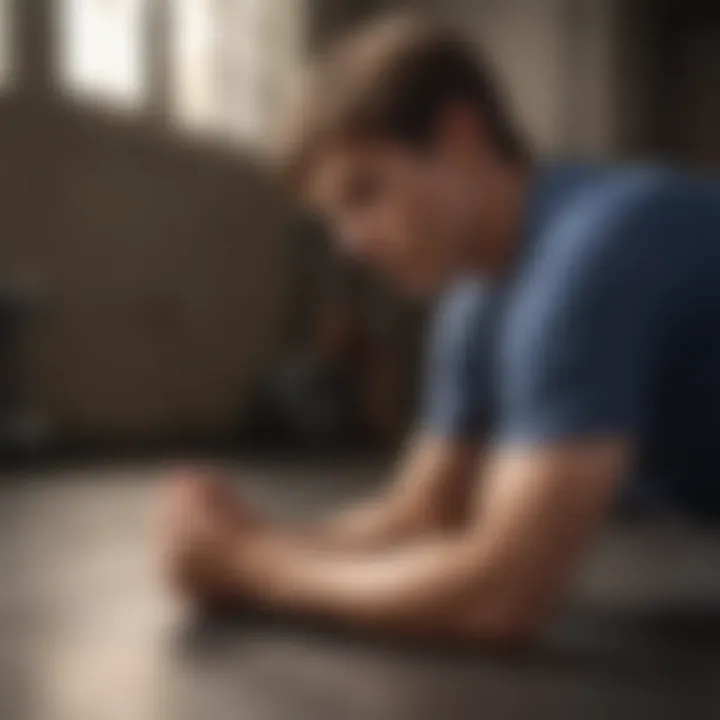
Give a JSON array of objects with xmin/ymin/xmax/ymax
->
[{"xmin": 159, "ymin": 466, "xmax": 260, "ymax": 607}]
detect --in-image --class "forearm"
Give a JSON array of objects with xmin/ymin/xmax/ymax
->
[
  {"xmin": 296, "ymin": 435, "xmax": 478, "ymax": 552},
  {"xmin": 305, "ymin": 494, "xmax": 452, "ymax": 552},
  {"xmin": 254, "ymin": 498, "xmax": 452, "ymax": 563},
  {"xmin": 232, "ymin": 528, "xmax": 534, "ymax": 643},
  {"xmin": 166, "ymin": 441, "xmax": 620, "ymax": 647}
]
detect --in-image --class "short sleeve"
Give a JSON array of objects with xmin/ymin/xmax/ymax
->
[
  {"xmin": 420, "ymin": 282, "xmax": 496, "ymax": 439},
  {"xmin": 498, "ymin": 175, "xmax": 677, "ymax": 444}
]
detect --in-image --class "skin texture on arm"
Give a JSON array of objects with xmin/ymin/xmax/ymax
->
[
  {"xmin": 226, "ymin": 439, "xmax": 629, "ymax": 644},
  {"xmin": 311, "ymin": 432, "xmax": 479, "ymax": 550},
  {"xmin": 161, "ymin": 435, "xmax": 477, "ymax": 603}
]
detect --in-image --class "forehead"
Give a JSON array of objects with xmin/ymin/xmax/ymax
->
[{"xmin": 302, "ymin": 139, "xmax": 412, "ymax": 210}]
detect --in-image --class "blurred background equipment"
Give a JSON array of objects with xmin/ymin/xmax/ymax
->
[
  {"xmin": 0, "ymin": 281, "xmax": 46, "ymax": 454},
  {"xmin": 240, "ymin": 300, "xmax": 370, "ymax": 452}
]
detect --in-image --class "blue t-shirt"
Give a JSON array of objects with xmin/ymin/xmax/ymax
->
[{"xmin": 422, "ymin": 164, "xmax": 720, "ymax": 516}]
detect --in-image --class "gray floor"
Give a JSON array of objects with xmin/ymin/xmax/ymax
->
[{"xmin": 0, "ymin": 460, "xmax": 718, "ymax": 720}]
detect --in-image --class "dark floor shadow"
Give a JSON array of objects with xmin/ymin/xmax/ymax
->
[
  {"xmin": 172, "ymin": 604, "xmax": 509, "ymax": 660},
  {"xmin": 516, "ymin": 602, "xmax": 720, "ymax": 692},
  {"xmin": 173, "ymin": 600, "xmax": 720, "ymax": 695}
]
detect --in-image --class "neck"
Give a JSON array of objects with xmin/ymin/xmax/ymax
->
[{"xmin": 468, "ymin": 158, "xmax": 534, "ymax": 279}]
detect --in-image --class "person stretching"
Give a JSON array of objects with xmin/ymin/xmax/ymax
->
[{"xmin": 161, "ymin": 13, "xmax": 720, "ymax": 645}]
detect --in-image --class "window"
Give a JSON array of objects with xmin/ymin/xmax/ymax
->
[
  {"xmin": 170, "ymin": 0, "xmax": 306, "ymax": 143},
  {"xmin": 0, "ymin": 0, "xmax": 13, "ymax": 88},
  {"xmin": 57, "ymin": 0, "xmax": 150, "ymax": 108},
  {"xmin": 55, "ymin": 0, "xmax": 305, "ymax": 142}
]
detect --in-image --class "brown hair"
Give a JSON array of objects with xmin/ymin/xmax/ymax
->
[{"xmin": 271, "ymin": 12, "xmax": 529, "ymax": 192}]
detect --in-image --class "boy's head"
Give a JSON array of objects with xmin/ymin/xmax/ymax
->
[{"xmin": 273, "ymin": 13, "xmax": 529, "ymax": 296}]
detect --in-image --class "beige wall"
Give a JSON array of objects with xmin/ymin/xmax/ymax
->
[
  {"xmin": 0, "ymin": 0, "xmax": 388, "ymax": 440},
  {"xmin": 0, "ymin": 100, "xmax": 292, "ymax": 437}
]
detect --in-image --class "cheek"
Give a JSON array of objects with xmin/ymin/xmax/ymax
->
[
  {"xmin": 403, "ymin": 188, "xmax": 449, "ymax": 261},
  {"xmin": 403, "ymin": 183, "xmax": 466, "ymax": 289},
  {"xmin": 385, "ymin": 177, "xmax": 437, "ymax": 248},
  {"xmin": 358, "ymin": 188, "xmax": 414, "ymax": 259}
]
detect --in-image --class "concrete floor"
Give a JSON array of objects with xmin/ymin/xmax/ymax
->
[{"xmin": 0, "ymin": 460, "xmax": 718, "ymax": 720}]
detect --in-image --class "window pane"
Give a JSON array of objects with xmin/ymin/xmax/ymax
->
[
  {"xmin": 0, "ymin": 0, "xmax": 13, "ymax": 88},
  {"xmin": 57, "ymin": 0, "xmax": 149, "ymax": 108},
  {"xmin": 170, "ymin": 0, "xmax": 306, "ymax": 143},
  {"xmin": 170, "ymin": 0, "xmax": 220, "ymax": 132}
]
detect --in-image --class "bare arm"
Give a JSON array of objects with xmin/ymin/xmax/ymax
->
[
  {"xmin": 303, "ymin": 432, "xmax": 479, "ymax": 550},
  {"xmin": 232, "ymin": 439, "xmax": 628, "ymax": 643}
]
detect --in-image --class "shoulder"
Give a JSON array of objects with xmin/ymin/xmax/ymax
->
[
  {"xmin": 504, "ymin": 168, "xmax": 692, "ymax": 351},
  {"xmin": 517, "ymin": 166, "xmax": 705, "ymax": 303},
  {"xmin": 544, "ymin": 166, "xmax": 700, "ymax": 260}
]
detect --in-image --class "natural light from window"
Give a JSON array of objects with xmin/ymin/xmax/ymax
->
[
  {"xmin": 55, "ymin": 0, "xmax": 305, "ymax": 142},
  {"xmin": 170, "ymin": 0, "xmax": 306, "ymax": 143},
  {"xmin": 0, "ymin": 0, "xmax": 12, "ymax": 88},
  {"xmin": 57, "ymin": 0, "xmax": 149, "ymax": 108}
]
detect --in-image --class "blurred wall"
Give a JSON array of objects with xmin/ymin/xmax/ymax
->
[
  {"xmin": 402, "ymin": 0, "xmax": 623, "ymax": 157},
  {"xmin": 0, "ymin": 1, "xmax": 299, "ymax": 440},
  {"xmin": 670, "ymin": 16, "xmax": 720, "ymax": 168},
  {"xmin": 0, "ymin": 100, "xmax": 292, "ymax": 438},
  {"xmin": 634, "ymin": 0, "xmax": 720, "ymax": 169}
]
